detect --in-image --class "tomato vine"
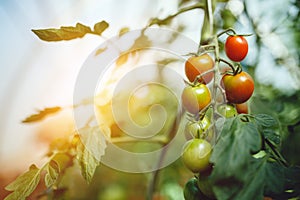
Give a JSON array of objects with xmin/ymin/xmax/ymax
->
[{"xmin": 3, "ymin": 0, "xmax": 300, "ymax": 200}]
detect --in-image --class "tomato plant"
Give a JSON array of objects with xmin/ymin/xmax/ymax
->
[
  {"xmin": 3, "ymin": 1, "xmax": 300, "ymax": 200},
  {"xmin": 225, "ymin": 35, "xmax": 248, "ymax": 62},
  {"xmin": 221, "ymin": 71, "xmax": 254, "ymax": 104},
  {"xmin": 185, "ymin": 53, "xmax": 214, "ymax": 84},
  {"xmin": 181, "ymin": 138, "xmax": 212, "ymax": 173},
  {"xmin": 181, "ymin": 84, "xmax": 211, "ymax": 114}
]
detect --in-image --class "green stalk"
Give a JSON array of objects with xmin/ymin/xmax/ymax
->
[{"xmin": 200, "ymin": 0, "xmax": 216, "ymax": 45}]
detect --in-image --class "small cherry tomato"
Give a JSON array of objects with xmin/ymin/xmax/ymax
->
[
  {"xmin": 225, "ymin": 35, "xmax": 248, "ymax": 62},
  {"xmin": 221, "ymin": 71, "xmax": 254, "ymax": 104},
  {"xmin": 184, "ymin": 178, "xmax": 206, "ymax": 200},
  {"xmin": 235, "ymin": 102, "xmax": 249, "ymax": 114},
  {"xmin": 185, "ymin": 54, "xmax": 214, "ymax": 84},
  {"xmin": 182, "ymin": 139, "xmax": 212, "ymax": 173},
  {"xmin": 184, "ymin": 116, "xmax": 213, "ymax": 141},
  {"xmin": 217, "ymin": 103, "xmax": 237, "ymax": 118},
  {"xmin": 181, "ymin": 84, "xmax": 211, "ymax": 114}
]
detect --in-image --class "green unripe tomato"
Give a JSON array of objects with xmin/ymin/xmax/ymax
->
[
  {"xmin": 181, "ymin": 84, "xmax": 211, "ymax": 114},
  {"xmin": 182, "ymin": 139, "xmax": 212, "ymax": 173},
  {"xmin": 217, "ymin": 103, "xmax": 237, "ymax": 118},
  {"xmin": 183, "ymin": 178, "xmax": 204, "ymax": 200},
  {"xmin": 184, "ymin": 116, "xmax": 213, "ymax": 141}
]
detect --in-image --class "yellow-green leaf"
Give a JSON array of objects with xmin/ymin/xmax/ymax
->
[
  {"xmin": 76, "ymin": 139, "xmax": 99, "ymax": 184},
  {"xmin": 4, "ymin": 164, "xmax": 41, "ymax": 200},
  {"xmin": 119, "ymin": 27, "xmax": 130, "ymax": 37},
  {"xmin": 116, "ymin": 32, "xmax": 152, "ymax": 66},
  {"xmin": 95, "ymin": 47, "xmax": 107, "ymax": 56},
  {"xmin": 52, "ymin": 152, "xmax": 73, "ymax": 172},
  {"xmin": 93, "ymin": 21, "xmax": 109, "ymax": 35},
  {"xmin": 22, "ymin": 106, "xmax": 61, "ymax": 123},
  {"xmin": 45, "ymin": 160, "xmax": 60, "ymax": 188},
  {"xmin": 32, "ymin": 22, "xmax": 108, "ymax": 41},
  {"xmin": 32, "ymin": 24, "xmax": 91, "ymax": 41},
  {"xmin": 148, "ymin": 16, "xmax": 174, "ymax": 27},
  {"xmin": 76, "ymin": 126, "xmax": 106, "ymax": 183}
]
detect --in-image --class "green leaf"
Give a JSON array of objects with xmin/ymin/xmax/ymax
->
[
  {"xmin": 211, "ymin": 117, "xmax": 261, "ymax": 171},
  {"xmin": 221, "ymin": 9, "xmax": 236, "ymax": 29},
  {"xmin": 93, "ymin": 21, "xmax": 109, "ymax": 35},
  {"xmin": 77, "ymin": 126, "xmax": 107, "ymax": 161},
  {"xmin": 264, "ymin": 164, "xmax": 300, "ymax": 199},
  {"xmin": 262, "ymin": 129, "xmax": 281, "ymax": 146},
  {"xmin": 283, "ymin": 166, "xmax": 300, "ymax": 197},
  {"xmin": 45, "ymin": 160, "xmax": 60, "ymax": 188},
  {"xmin": 4, "ymin": 164, "xmax": 41, "ymax": 200},
  {"xmin": 254, "ymin": 114, "xmax": 281, "ymax": 147},
  {"xmin": 76, "ymin": 126, "xmax": 106, "ymax": 183},
  {"xmin": 210, "ymin": 116, "xmax": 264, "ymax": 200},
  {"xmin": 22, "ymin": 106, "xmax": 61, "ymax": 123},
  {"xmin": 264, "ymin": 162, "xmax": 285, "ymax": 196},
  {"xmin": 76, "ymin": 140, "xmax": 99, "ymax": 184},
  {"xmin": 254, "ymin": 114, "xmax": 277, "ymax": 128}
]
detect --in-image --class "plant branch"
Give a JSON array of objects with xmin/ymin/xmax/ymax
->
[
  {"xmin": 110, "ymin": 135, "xmax": 169, "ymax": 145},
  {"xmin": 148, "ymin": 3, "xmax": 205, "ymax": 26}
]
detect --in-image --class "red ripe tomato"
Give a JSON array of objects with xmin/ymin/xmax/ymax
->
[
  {"xmin": 181, "ymin": 84, "xmax": 211, "ymax": 114},
  {"xmin": 235, "ymin": 102, "xmax": 249, "ymax": 114},
  {"xmin": 221, "ymin": 71, "xmax": 254, "ymax": 104},
  {"xmin": 225, "ymin": 35, "xmax": 248, "ymax": 62},
  {"xmin": 185, "ymin": 54, "xmax": 214, "ymax": 84}
]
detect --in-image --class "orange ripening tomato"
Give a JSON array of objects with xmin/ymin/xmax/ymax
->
[
  {"xmin": 181, "ymin": 84, "xmax": 211, "ymax": 114},
  {"xmin": 235, "ymin": 102, "xmax": 249, "ymax": 114},
  {"xmin": 221, "ymin": 71, "xmax": 254, "ymax": 104},
  {"xmin": 185, "ymin": 54, "xmax": 214, "ymax": 84}
]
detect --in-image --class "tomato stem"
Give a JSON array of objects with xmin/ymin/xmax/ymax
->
[
  {"xmin": 217, "ymin": 28, "xmax": 236, "ymax": 38},
  {"xmin": 265, "ymin": 138, "xmax": 289, "ymax": 167},
  {"xmin": 110, "ymin": 135, "xmax": 169, "ymax": 145},
  {"xmin": 148, "ymin": 3, "xmax": 205, "ymax": 27},
  {"xmin": 192, "ymin": 68, "xmax": 215, "ymax": 85},
  {"xmin": 197, "ymin": 44, "xmax": 215, "ymax": 54},
  {"xmin": 218, "ymin": 58, "xmax": 236, "ymax": 74}
]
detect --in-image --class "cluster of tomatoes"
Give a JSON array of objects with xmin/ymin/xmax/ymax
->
[{"xmin": 180, "ymin": 34, "xmax": 254, "ymax": 199}]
